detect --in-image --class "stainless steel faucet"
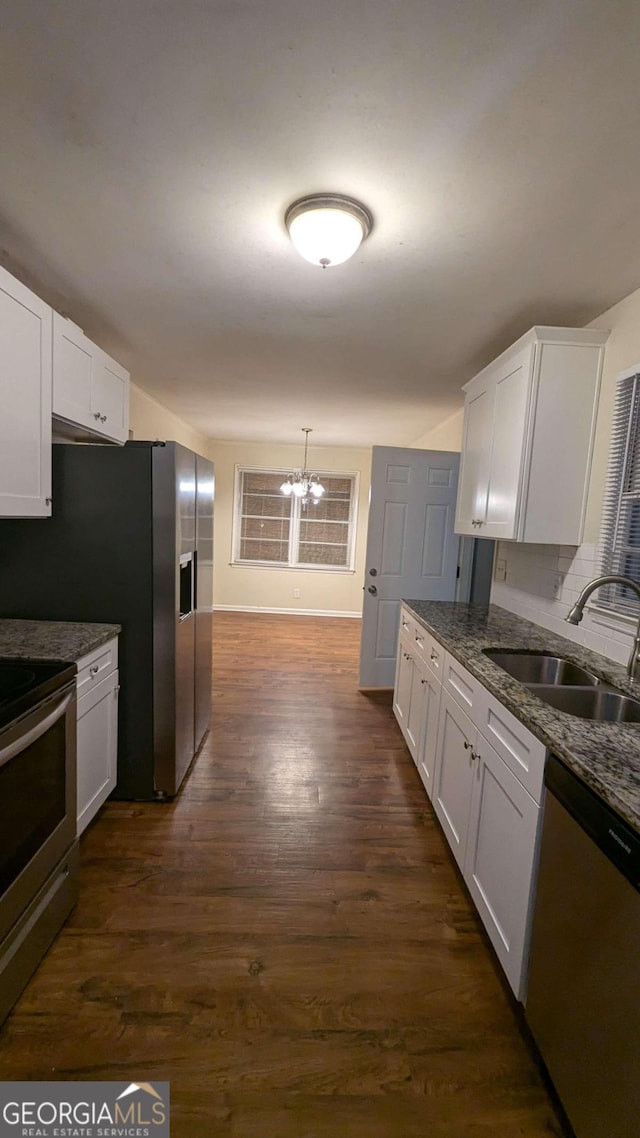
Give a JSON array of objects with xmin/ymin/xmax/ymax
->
[{"xmin": 565, "ymin": 574, "xmax": 640, "ymax": 680}]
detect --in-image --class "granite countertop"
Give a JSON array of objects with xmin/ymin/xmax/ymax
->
[
  {"xmin": 404, "ymin": 600, "xmax": 640, "ymax": 835},
  {"xmin": 0, "ymin": 618, "xmax": 121, "ymax": 662}
]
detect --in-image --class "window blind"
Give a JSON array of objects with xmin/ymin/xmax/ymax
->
[
  {"xmin": 234, "ymin": 468, "xmax": 356, "ymax": 570},
  {"xmin": 598, "ymin": 370, "xmax": 640, "ymax": 617}
]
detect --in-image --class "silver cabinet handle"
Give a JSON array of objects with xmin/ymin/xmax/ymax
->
[
  {"xmin": 100, "ymin": 414, "xmax": 107, "ymax": 423},
  {"xmin": 89, "ymin": 664, "xmax": 99, "ymax": 675},
  {"xmin": 471, "ymin": 750, "xmax": 480, "ymax": 762},
  {"xmin": 430, "ymin": 651, "xmax": 438, "ymax": 662},
  {"xmin": 93, "ymin": 411, "xmax": 102, "ymax": 420},
  {"xmin": 415, "ymin": 635, "xmax": 424, "ymax": 644},
  {"xmin": 463, "ymin": 740, "xmax": 471, "ymax": 750}
]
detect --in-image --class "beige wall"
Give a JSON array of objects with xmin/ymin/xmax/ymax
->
[
  {"xmin": 129, "ymin": 382, "xmax": 212, "ymax": 456},
  {"xmin": 411, "ymin": 408, "xmax": 464, "ymax": 451},
  {"xmin": 128, "ymin": 383, "xmax": 370, "ymax": 615},
  {"xmin": 207, "ymin": 439, "xmax": 371, "ymax": 615}
]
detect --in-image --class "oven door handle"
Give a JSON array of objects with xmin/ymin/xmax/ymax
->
[{"xmin": 0, "ymin": 689, "xmax": 75, "ymax": 770}]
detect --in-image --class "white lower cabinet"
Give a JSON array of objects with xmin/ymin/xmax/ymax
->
[
  {"xmin": 392, "ymin": 637, "xmax": 414, "ymax": 741},
  {"xmin": 75, "ymin": 638, "xmax": 119, "ymax": 835},
  {"xmin": 394, "ymin": 606, "xmax": 545, "ymax": 1000},
  {"xmin": 465, "ymin": 735, "xmax": 541, "ymax": 999},
  {"xmin": 393, "ymin": 631, "xmax": 442, "ymax": 798},
  {"xmin": 406, "ymin": 656, "xmax": 428, "ymax": 757},
  {"xmin": 433, "ymin": 691, "xmax": 476, "ymax": 872},
  {"xmin": 415, "ymin": 666, "xmax": 441, "ymax": 799}
]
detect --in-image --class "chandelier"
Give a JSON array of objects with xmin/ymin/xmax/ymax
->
[{"xmin": 280, "ymin": 429, "xmax": 325, "ymax": 508}]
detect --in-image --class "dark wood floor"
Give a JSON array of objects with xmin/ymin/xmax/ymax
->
[{"xmin": 0, "ymin": 612, "xmax": 565, "ymax": 1136}]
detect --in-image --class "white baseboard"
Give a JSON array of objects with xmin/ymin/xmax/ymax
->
[{"xmin": 213, "ymin": 604, "xmax": 362, "ymax": 619}]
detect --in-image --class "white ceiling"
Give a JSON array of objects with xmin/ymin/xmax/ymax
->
[{"xmin": 1, "ymin": 1, "xmax": 640, "ymax": 447}]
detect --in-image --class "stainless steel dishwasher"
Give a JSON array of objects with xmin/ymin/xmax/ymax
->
[{"xmin": 525, "ymin": 754, "xmax": 640, "ymax": 1138}]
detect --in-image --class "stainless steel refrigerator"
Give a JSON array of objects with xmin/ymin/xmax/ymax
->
[{"xmin": 0, "ymin": 441, "xmax": 214, "ymax": 799}]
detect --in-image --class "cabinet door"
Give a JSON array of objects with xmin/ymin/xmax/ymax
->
[
  {"xmin": 52, "ymin": 313, "xmax": 93, "ymax": 430},
  {"xmin": 483, "ymin": 344, "xmax": 533, "ymax": 539},
  {"xmin": 432, "ymin": 691, "xmax": 476, "ymax": 871},
  {"xmin": 415, "ymin": 667, "xmax": 441, "ymax": 800},
  {"xmin": 393, "ymin": 641, "xmax": 414, "ymax": 740},
  {"xmin": 454, "ymin": 378, "xmax": 492, "ymax": 535},
  {"xmin": 0, "ymin": 265, "xmax": 52, "ymax": 518},
  {"xmin": 91, "ymin": 350, "xmax": 129, "ymax": 443},
  {"xmin": 405, "ymin": 654, "xmax": 426, "ymax": 759},
  {"xmin": 77, "ymin": 672, "xmax": 119, "ymax": 835},
  {"xmin": 464, "ymin": 736, "xmax": 541, "ymax": 999}
]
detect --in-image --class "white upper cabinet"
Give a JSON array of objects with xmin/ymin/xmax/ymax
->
[
  {"xmin": 0, "ymin": 265, "xmax": 52, "ymax": 518},
  {"xmin": 53, "ymin": 313, "xmax": 129, "ymax": 444},
  {"xmin": 454, "ymin": 327, "xmax": 609, "ymax": 543},
  {"xmin": 454, "ymin": 377, "xmax": 492, "ymax": 534}
]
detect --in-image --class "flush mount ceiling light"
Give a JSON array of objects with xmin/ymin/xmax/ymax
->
[
  {"xmin": 280, "ymin": 428, "xmax": 325, "ymax": 508},
  {"xmin": 285, "ymin": 193, "xmax": 373, "ymax": 268}
]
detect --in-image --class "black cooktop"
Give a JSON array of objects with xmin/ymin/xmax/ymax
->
[{"xmin": 0, "ymin": 658, "xmax": 77, "ymax": 730}]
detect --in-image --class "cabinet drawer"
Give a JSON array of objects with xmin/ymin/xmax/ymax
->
[
  {"xmin": 400, "ymin": 610, "xmax": 444, "ymax": 679},
  {"xmin": 411, "ymin": 622, "xmax": 429, "ymax": 662},
  {"xmin": 442, "ymin": 651, "xmax": 481, "ymax": 714},
  {"xmin": 399, "ymin": 609, "xmax": 426, "ymax": 660},
  {"xmin": 479, "ymin": 690, "xmax": 546, "ymax": 804},
  {"xmin": 422, "ymin": 633, "xmax": 444, "ymax": 681},
  {"xmin": 399, "ymin": 607, "xmax": 415, "ymax": 640},
  {"xmin": 76, "ymin": 638, "xmax": 118, "ymax": 698}
]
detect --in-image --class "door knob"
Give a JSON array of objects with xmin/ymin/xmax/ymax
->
[
  {"xmin": 369, "ymin": 567, "xmax": 378, "ymax": 576},
  {"xmin": 368, "ymin": 585, "xmax": 377, "ymax": 595}
]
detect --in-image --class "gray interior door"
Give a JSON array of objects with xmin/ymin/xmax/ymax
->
[{"xmin": 359, "ymin": 447, "xmax": 460, "ymax": 687}]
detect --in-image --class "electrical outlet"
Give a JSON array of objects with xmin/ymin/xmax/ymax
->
[
  {"xmin": 293, "ymin": 588, "xmax": 301, "ymax": 598},
  {"xmin": 495, "ymin": 558, "xmax": 507, "ymax": 583},
  {"xmin": 552, "ymin": 573, "xmax": 563, "ymax": 599}
]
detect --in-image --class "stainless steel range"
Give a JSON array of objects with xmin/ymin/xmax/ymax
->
[{"xmin": 0, "ymin": 657, "xmax": 78, "ymax": 1024}]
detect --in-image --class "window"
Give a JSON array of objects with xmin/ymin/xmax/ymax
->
[
  {"xmin": 598, "ymin": 366, "xmax": 640, "ymax": 617},
  {"xmin": 233, "ymin": 467, "xmax": 358, "ymax": 570}
]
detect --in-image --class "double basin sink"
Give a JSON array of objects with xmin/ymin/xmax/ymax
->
[{"xmin": 483, "ymin": 650, "xmax": 640, "ymax": 723}]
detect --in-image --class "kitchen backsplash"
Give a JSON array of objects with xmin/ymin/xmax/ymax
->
[{"xmin": 490, "ymin": 541, "xmax": 637, "ymax": 666}]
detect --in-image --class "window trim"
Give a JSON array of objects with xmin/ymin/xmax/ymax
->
[
  {"xmin": 596, "ymin": 362, "xmax": 640, "ymax": 621},
  {"xmin": 231, "ymin": 464, "xmax": 359, "ymax": 573}
]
